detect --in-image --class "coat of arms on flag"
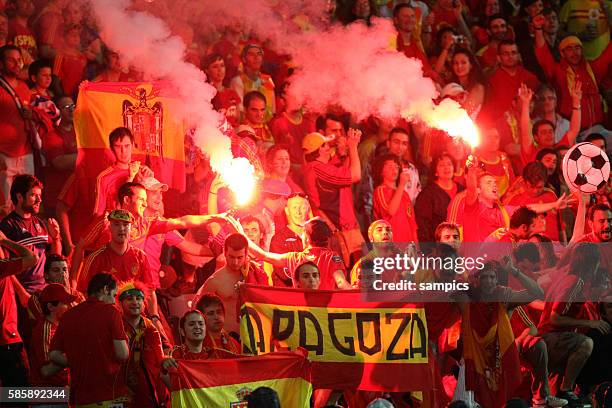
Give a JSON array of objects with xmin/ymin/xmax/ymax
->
[{"xmin": 75, "ymin": 81, "xmax": 186, "ymax": 191}]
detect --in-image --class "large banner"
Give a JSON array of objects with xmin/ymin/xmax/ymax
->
[
  {"xmin": 170, "ymin": 350, "xmax": 312, "ymax": 408},
  {"xmin": 239, "ymin": 285, "xmax": 432, "ymax": 391},
  {"xmin": 75, "ymin": 81, "xmax": 186, "ymax": 190}
]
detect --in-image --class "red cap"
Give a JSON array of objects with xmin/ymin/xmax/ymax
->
[{"xmin": 39, "ymin": 283, "xmax": 77, "ymax": 304}]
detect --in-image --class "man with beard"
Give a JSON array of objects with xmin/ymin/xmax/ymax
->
[
  {"xmin": 575, "ymin": 204, "xmax": 612, "ymax": 279},
  {"xmin": 476, "ymin": 14, "xmax": 510, "ymax": 71},
  {"xmin": 0, "ymin": 174, "xmax": 61, "ymax": 293}
]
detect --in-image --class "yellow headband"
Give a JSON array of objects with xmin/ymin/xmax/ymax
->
[{"xmin": 559, "ymin": 36, "xmax": 582, "ymax": 52}]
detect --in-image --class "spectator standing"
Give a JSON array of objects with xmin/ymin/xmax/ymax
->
[{"xmin": 48, "ymin": 273, "xmax": 130, "ymax": 407}]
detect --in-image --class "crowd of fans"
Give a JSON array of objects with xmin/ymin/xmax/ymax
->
[{"xmin": 0, "ymin": 0, "xmax": 611, "ymax": 407}]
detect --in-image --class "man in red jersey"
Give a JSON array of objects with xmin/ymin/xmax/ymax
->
[
  {"xmin": 48, "ymin": 273, "xmax": 130, "ymax": 407},
  {"xmin": 0, "ymin": 45, "xmax": 33, "ymax": 200}
]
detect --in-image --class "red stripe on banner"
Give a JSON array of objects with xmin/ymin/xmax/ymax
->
[
  {"xmin": 171, "ymin": 350, "xmax": 311, "ymax": 391},
  {"xmin": 310, "ymin": 361, "xmax": 432, "ymax": 391},
  {"xmin": 239, "ymin": 284, "xmax": 423, "ymax": 309}
]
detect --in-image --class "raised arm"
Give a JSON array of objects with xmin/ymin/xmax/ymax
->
[
  {"xmin": 347, "ymin": 128, "xmax": 362, "ymax": 183},
  {"xmin": 518, "ymin": 83, "xmax": 535, "ymax": 158},
  {"xmin": 526, "ymin": 192, "xmax": 576, "ymax": 213},
  {"xmin": 564, "ymin": 81, "xmax": 582, "ymax": 146},
  {"xmin": 569, "ymin": 192, "xmax": 588, "ymax": 243}
]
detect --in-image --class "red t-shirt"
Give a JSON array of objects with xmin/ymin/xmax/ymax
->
[
  {"xmin": 538, "ymin": 274, "xmax": 587, "ymax": 334},
  {"xmin": 54, "ymin": 52, "xmax": 87, "ymax": 98},
  {"xmin": 269, "ymin": 113, "xmax": 316, "ymax": 164},
  {"xmin": 0, "ymin": 260, "xmax": 22, "ymax": 346},
  {"xmin": 463, "ymin": 201, "xmax": 516, "ymax": 243},
  {"xmin": 506, "ymin": 188, "xmax": 559, "ymax": 241},
  {"xmin": 77, "ymin": 245, "xmax": 154, "ymax": 293},
  {"xmin": 396, "ymin": 34, "xmax": 434, "ymax": 76},
  {"xmin": 93, "ymin": 165, "xmax": 130, "ymax": 216},
  {"xmin": 57, "ymin": 169, "xmax": 98, "ymax": 243},
  {"xmin": 80, "ymin": 215, "xmax": 177, "ymax": 287},
  {"xmin": 373, "ymin": 185, "xmax": 418, "ymax": 243},
  {"xmin": 41, "ymin": 126, "xmax": 77, "ymax": 210},
  {"xmin": 203, "ymin": 332, "xmax": 242, "ymax": 354},
  {"xmin": 30, "ymin": 319, "xmax": 68, "ymax": 386},
  {"xmin": 303, "ymin": 160, "xmax": 358, "ymax": 231},
  {"xmin": 0, "ymin": 79, "xmax": 31, "ymax": 157},
  {"xmin": 282, "ymin": 247, "xmax": 347, "ymax": 290},
  {"xmin": 487, "ymin": 66, "xmax": 539, "ymax": 120},
  {"xmin": 576, "ymin": 233, "xmax": 612, "ymax": 281},
  {"xmin": 50, "ymin": 297, "xmax": 129, "ymax": 405},
  {"xmin": 169, "ymin": 345, "xmax": 237, "ymax": 360},
  {"xmin": 476, "ymin": 44, "xmax": 498, "ymax": 71}
]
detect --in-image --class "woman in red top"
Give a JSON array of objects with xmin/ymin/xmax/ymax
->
[
  {"xmin": 168, "ymin": 310, "xmax": 236, "ymax": 361},
  {"xmin": 373, "ymin": 154, "xmax": 418, "ymax": 244},
  {"xmin": 448, "ymin": 49, "xmax": 486, "ymax": 118}
]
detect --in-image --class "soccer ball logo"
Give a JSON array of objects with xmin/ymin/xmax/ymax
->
[{"xmin": 562, "ymin": 142, "xmax": 610, "ymax": 193}]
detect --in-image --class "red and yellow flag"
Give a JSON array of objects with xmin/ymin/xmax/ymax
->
[
  {"xmin": 170, "ymin": 350, "xmax": 312, "ymax": 408},
  {"xmin": 239, "ymin": 285, "xmax": 432, "ymax": 391},
  {"xmin": 75, "ymin": 81, "xmax": 186, "ymax": 190}
]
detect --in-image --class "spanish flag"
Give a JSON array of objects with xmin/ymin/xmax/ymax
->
[
  {"xmin": 170, "ymin": 350, "xmax": 312, "ymax": 408},
  {"xmin": 75, "ymin": 81, "xmax": 186, "ymax": 190},
  {"xmin": 463, "ymin": 302, "xmax": 521, "ymax": 408}
]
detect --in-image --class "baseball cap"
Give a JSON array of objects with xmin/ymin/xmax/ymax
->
[
  {"xmin": 141, "ymin": 176, "xmax": 168, "ymax": 192},
  {"xmin": 108, "ymin": 209, "xmax": 135, "ymax": 224},
  {"xmin": 441, "ymin": 82, "xmax": 466, "ymax": 98},
  {"xmin": 302, "ymin": 132, "xmax": 334, "ymax": 154},
  {"xmin": 262, "ymin": 179, "xmax": 291, "ymax": 197},
  {"xmin": 40, "ymin": 283, "xmax": 77, "ymax": 304}
]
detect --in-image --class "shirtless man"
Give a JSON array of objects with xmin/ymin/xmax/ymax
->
[{"xmin": 197, "ymin": 233, "xmax": 268, "ymax": 334}]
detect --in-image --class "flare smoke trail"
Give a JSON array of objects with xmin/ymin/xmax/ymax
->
[{"xmin": 88, "ymin": 0, "xmax": 256, "ymax": 202}]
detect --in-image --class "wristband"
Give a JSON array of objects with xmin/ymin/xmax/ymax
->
[
  {"xmin": 150, "ymin": 315, "xmax": 160, "ymax": 321},
  {"xmin": 573, "ymin": 106, "xmax": 581, "ymax": 110},
  {"xmin": 534, "ymin": 27, "xmax": 543, "ymax": 30}
]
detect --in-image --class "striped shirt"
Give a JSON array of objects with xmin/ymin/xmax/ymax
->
[{"xmin": 0, "ymin": 212, "xmax": 49, "ymax": 293}]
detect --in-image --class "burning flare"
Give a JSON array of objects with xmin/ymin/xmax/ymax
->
[
  {"xmin": 403, "ymin": 99, "xmax": 480, "ymax": 149},
  {"xmin": 219, "ymin": 157, "xmax": 257, "ymax": 206}
]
